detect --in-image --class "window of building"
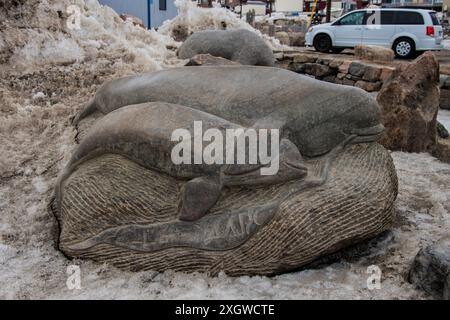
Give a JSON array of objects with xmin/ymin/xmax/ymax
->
[{"xmin": 159, "ymin": 0, "xmax": 167, "ymax": 11}]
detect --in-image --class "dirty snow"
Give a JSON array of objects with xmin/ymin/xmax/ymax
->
[
  {"xmin": 158, "ymin": 0, "xmax": 287, "ymax": 50},
  {"xmin": 1, "ymin": 0, "xmax": 449, "ymax": 300},
  {"xmin": 442, "ymin": 39, "xmax": 450, "ymax": 51}
]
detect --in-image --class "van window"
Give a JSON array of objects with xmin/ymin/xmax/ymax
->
[
  {"xmin": 395, "ymin": 11, "xmax": 424, "ymax": 25},
  {"xmin": 365, "ymin": 10, "xmax": 396, "ymax": 25},
  {"xmin": 338, "ymin": 11, "xmax": 365, "ymax": 25},
  {"xmin": 381, "ymin": 11, "xmax": 396, "ymax": 25},
  {"xmin": 429, "ymin": 12, "xmax": 441, "ymax": 26}
]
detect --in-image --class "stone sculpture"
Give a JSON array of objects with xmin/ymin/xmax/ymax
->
[
  {"xmin": 177, "ymin": 29, "xmax": 275, "ymax": 66},
  {"xmin": 54, "ymin": 66, "xmax": 398, "ymax": 276}
]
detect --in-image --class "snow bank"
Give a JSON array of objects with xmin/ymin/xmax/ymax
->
[
  {"xmin": 3, "ymin": 0, "xmax": 182, "ymax": 73},
  {"xmin": 158, "ymin": 0, "xmax": 287, "ymax": 50}
]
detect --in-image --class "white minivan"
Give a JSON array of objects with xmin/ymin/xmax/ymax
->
[{"xmin": 305, "ymin": 9, "xmax": 443, "ymax": 58}]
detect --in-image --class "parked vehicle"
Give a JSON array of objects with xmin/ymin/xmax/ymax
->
[{"xmin": 305, "ymin": 9, "xmax": 443, "ymax": 58}]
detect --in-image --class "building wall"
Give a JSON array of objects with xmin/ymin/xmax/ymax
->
[
  {"xmin": 150, "ymin": 0, "xmax": 178, "ymax": 29},
  {"xmin": 98, "ymin": 0, "xmax": 150, "ymax": 28},
  {"xmin": 275, "ymin": 0, "xmax": 304, "ymax": 12},
  {"xmin": 98, "ymin": 0, "xmax": 178, "ymax": 29},
  {"xmin": 444, "ymin": 0, "xmax": 450, "ymax": 11}
]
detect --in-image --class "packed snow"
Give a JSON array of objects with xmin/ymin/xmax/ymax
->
[
  {"xmin": 1, "ymin": 0, "xmax": 449, "ymax": 300},
  {"xmin": 158, "ymin": 0, "xmax": 287, "ymax": 49},
  {"xmin": 442, "ymin": 39, "xmax": 450, "ymax": 51}
]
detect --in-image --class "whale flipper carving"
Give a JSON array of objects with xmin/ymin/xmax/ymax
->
[{"xmin": 67, "ymin": 202, "xmax": 279, "ymax": 252}]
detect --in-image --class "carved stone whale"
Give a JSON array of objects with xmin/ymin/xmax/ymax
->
[
  {"xmin": 55, "ymin": 68, "xmax": 398, "ymax": 275},
  {"xmin": 59, "ymin": 102, "xmax": 307, "ymax": 221},
  {"xmin": 72, "ymin": 66, "xmax": 385, "ymax": 158}
]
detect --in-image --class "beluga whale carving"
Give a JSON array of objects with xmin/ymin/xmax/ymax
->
[{"xmin": 54, "ymin": 66, "xmax": 398, "ymax": 276}]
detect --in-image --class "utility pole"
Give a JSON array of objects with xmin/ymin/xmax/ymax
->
[
  {"xmin": 240, "ymin": 0, "xmax": 242, "ymax": 19},
  {"xmin": 326, "ymin": 0, "xmax": 331, "ymax": 23}
]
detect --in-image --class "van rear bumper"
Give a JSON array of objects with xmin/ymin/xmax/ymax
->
[{"xmin": 416, "ymin": 38, "xmax": 444, "ymax": 51}]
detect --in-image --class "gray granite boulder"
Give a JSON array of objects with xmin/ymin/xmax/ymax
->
[
  {"xmin": 409, "ymin": 237, "xmax": 450, "ymax": 299},
  {"xmin": 177, "ymin": 29, "xmax": 275, "ymax": 66}
]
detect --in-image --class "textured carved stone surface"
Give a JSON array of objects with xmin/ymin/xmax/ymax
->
[
  {"xmin": 54, "ymin": 143, "xmax": 398, "ymax": 275},
  {"xmin": 177, "ymin": 29, "xmax": 275, "ymax": 66}
]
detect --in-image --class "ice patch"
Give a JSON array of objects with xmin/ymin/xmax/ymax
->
[
  {"xmin": 32, "ymin": 177, "xmax": 48, "ymax": 194},
  {"xmin": 32, "ymin": 92, "xmax": 46, "ymax": 99}
]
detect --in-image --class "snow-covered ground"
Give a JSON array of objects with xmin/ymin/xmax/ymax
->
[
  {"xmin": 442, "ymin": 39, "xmax": 450, "ymax": 51},
  {"xmin": 1, "ymin": 0, "xmax": 449, "ymax": 300}
]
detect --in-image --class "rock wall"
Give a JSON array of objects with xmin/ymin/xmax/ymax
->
[
  {"xmin": 439, "ymin": 75, "xmax": 450, "ymax": 110},
  {"xmin": 276, "ymin": 52, "xmax": 395, "ymax": 92},
  {"xmin": 254, "ymin": 18, "xmax": 307, "ymax": 47}
]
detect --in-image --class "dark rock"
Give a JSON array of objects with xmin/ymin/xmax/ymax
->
[
  {"xmin": 348, "ymin": 61, "xmax": 366, "ymax": 78},
  {"xmin": 362, "ymin": 66, "xmax": 382, "ymax": 82},
  {"xmin": 322, "ymin": 75, "xmax": 336, "ymax": 83},
  {"xmin": 302, "ymin": 63, "xmax": 333, "ymax": 78},
  {"xmin": 440, "ymin": 88, "xmax": 450, "ymax": 110},
  {"xmin": 409, "ymin": 237, "xmax": 450, "ymax": 300},
  {"xmin": 288, "ymin": 62, "xmax": 305, "ymax": 73},
  {"xmin": 342, "ymin": 78, "xmax": 355, "ymax": 86},
  {"xmin": 437, "ymin": 121, "xmax": 449, "ymax": 139}
]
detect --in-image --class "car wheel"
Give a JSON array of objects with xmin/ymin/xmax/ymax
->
[
  {"xmin": 314, "ymin": 34, "xmax": 332, "ymax": 53},
  {"xmin": 393, "ymin": 38, "xmax": 415, "ymax": 59},
  {"xmin": 331, "ymin": 47, "xmax": 345, "ymax": 54}
]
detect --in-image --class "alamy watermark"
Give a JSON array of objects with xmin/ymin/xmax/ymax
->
[
  {"xmin": 366, "ymin": 265, "xmax": 382, "ymax": 290},
  {"xmin": 66, "ymin": 5, "xmax": 81, "ymax": 30},
  {"xmin": 171, "ymin": 121, "xmax": 280, "ymax": 175},
  {"xmin": 66, "ymin": 265, "xmax": 81, "ymax": 290}
]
